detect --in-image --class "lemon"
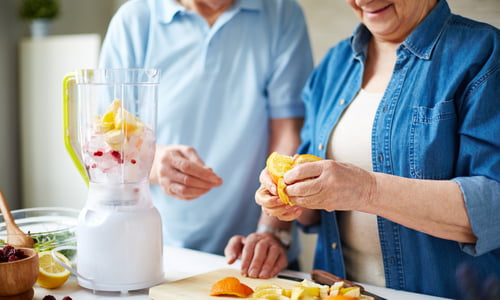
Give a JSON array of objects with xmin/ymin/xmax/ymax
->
[{"xmin": 36, "ymin": 251, "xmax": 71, "ymax": 289}]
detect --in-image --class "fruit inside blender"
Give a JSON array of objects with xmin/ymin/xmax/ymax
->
[{"xmin": 83, "ymin": 99, "xmax": 155, "ymax": 184}]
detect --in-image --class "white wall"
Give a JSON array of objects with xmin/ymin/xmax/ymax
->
[{"xmin": 0, "ymin": 0, "xmax": 118, "ymax": 209}]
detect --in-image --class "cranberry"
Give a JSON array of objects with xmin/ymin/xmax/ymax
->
[
  {"xmin": 63, "ymin": 297, "xmax": 73, "ymax": 300},
  {"xmin": 43, "ymin": 296, "xmax": 56, "ymax": 300},
  {"xmin": 8, "ymin": 255, "xmax": 19, "ymax": 262},
  {"xmin": 131, "ymin": 159, "xmax": 137, "ymax": 164},
  {"xmin": 3, "ymin": 245, "xmax": 14, "ymax": 257},
  {"xmin": 111, "ymin": 151, "xmax": 124, "ymax": 164},
  {"xmin": 93, "ymin": 151, "xmax": 103, "ymax": 156},
  {"xmin": 0, "ymin": 246, "xmax": 28, "ymax": 263}
]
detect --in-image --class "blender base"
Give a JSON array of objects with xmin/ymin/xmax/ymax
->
[
  {"xmin": 77, "ymin": 275, "xmax": 164, "ymax": 293},
  {"xmin": 76, "ymin": 205, "xmax": 164, "ymax": 293}
]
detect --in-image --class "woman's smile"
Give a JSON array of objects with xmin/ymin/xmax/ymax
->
[{"xmin": 364, "ymin": 3, "xmax": 393, "ymax": 18}]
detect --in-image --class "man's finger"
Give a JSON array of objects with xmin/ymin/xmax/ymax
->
[{"xmin": 224, "ymin": 235, "xmax": 244, "ymax": 264}]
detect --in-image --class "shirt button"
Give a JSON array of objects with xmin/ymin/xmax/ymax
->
[
  {"xmin": 331, "ymin": 242, "xmax": 338, "ymax": 249},
  {"xmin": 318, "ymin": 143, "xmax": 324, "ymax": 151},
  {"xmin": 339, "ymin": 99, "xmax": 346, "ymax": 105},
  {"xmin": 378, "ymin": 153, "xmax": 384, "ymax": 162}
]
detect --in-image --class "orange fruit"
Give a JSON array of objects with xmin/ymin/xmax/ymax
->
[
  {"xmin": 209, "ymin": 276, "xmax": 254, "ymax": 297},
  {"xmin": 277, "ymin": 177, "xmax": 290, "ymax": 205},
  {"xmin": 266, "ymin": 152, "xmax": 294, "ymax": 184},
  {"xmin": 293, "ymin": 154, "xmax": 323, "ymax": 165},
  {"xmin": 266, "ymin": 152, "xmax": 322, "ymax": 206}
]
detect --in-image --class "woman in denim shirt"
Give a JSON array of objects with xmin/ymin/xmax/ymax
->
[{"xmin": 256, "ymin": 0, "xmax": 500, "ymax": 298}]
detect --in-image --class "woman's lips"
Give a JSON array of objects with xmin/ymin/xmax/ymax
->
[{"xmin": 365, "ymin": 4, "xmax": 392, "ymax": 16}]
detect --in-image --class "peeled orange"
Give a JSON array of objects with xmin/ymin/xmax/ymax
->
[
  {"xmin": 36, "ymin": 251, "xmax": 71, "ymax": 289},
  {"xmin": 266, "ymin": 152, "xmax": 322, "ymax": 206},
  {"xmin": 209, "ymin": 276, "xmax": 254, "ymax": 297}
]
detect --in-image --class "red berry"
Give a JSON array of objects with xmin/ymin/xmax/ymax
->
[
  {"xmin": 131, "ymin": 159, "xmax": 136, "ymax": 164},
  {"xmin": 94, "ymin": 151, "xmax": 103, "ymax": 156},
  {"xmin": 8, "ymin": 255, "xmax": 19, "ymax": 262},
  {"xmin": 111, "ymin": 151, "xmax": 124, "ymax": 164},
  {"xmin": 43, "ymin": 296, "xmax": 56, "ymax": 300}
]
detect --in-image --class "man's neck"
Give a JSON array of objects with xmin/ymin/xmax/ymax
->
[{"xmin": 178, "ymin": 0, "xmax": 233, "ymax": 26}]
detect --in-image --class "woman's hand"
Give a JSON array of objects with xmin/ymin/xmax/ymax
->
[
  {"xmin": 255, "ymin": 169, "xmax": 303, "ymax": 221},
  {"xmin": 150, "ymin": 145, "xmax": 223, "ymax": 200},
  {"xmin": 256, "ymin": 159, "xmax": 375, "ymax": 217},
  {"xmin": 224, "ymin": 232, "xmax": 288, "ymax": 279},
  {"xmin": 285, "ymin": 160, "xmax": 375, "ymax": 212}
]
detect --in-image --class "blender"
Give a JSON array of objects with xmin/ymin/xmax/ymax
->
[{"xmin": 62, "ymin": 69, "xmax": 163, "ymax": 292}]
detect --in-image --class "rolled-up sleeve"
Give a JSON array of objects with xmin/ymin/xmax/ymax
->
[{"xmin": 455, "ymin": 176, "xmax": 500, "ymax": 256}]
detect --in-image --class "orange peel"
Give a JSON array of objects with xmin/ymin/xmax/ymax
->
[
  {"xmin": 209, "ymin": 276, "xmax": 254, "ymax": 297},
  {"xmin": 266, "ymin": 152, "xmax": 322, "ymax": 206}
]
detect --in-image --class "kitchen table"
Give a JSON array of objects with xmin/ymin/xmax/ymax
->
[{"xmin": 33, "ymin": 246, "xmax": 450, "ymax": 300}]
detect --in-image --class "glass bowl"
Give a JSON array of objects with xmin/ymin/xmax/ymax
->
[{"xmin": 0, "ymin": 207, "xmax": 79, "ymax": 260}]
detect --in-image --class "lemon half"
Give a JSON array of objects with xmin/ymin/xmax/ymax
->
[{"xmin": 36, "ymin": 251, "xmax": 71, "ymax": 289}]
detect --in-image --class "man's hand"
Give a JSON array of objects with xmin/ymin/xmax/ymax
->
[
  {"xmin": 225, "ymin": 232, "xmax": 288, "ymax": 279},
  {"xmin": 150, "ymin": 145, "xmax": 223, "ymax": 200}
]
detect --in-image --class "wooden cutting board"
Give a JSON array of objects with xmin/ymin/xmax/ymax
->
[{"xmin": 149, "ymin": 268, "xmax": 299, "ymax": 300}]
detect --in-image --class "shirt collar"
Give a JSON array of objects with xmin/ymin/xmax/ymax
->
[
  {"xmin": 154, "ymin": 0, "xmax": 261, "ymax": 24},
  {"xmin": 350, "ymin": 0, "xmax": 452, "ymax": 60}
]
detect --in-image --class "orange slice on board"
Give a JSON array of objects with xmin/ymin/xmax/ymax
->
[
  {"xmin": 209, "ymin": 276, "xmax": 254, "ymax": 297},
  {"xmin": 266, "ymin": 152, "xmax": 322, "ymax": 206}
]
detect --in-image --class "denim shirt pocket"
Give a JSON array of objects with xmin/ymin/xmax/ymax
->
[{"xmin": 409, "ymin": 99, "xmax": 457, "ymax": 179}]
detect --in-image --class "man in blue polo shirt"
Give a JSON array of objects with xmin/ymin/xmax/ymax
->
[{"xmin": 99, "ymin": 0, "xmax": 313, "ymax": 277}]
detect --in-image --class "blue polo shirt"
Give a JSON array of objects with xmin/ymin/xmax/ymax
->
[
  {"xmin": 298, "ymin": 0, "xmax": 500, "ymax": 298},
  {"xmin": 99, "ymin": 0, "xmax": 313, "ymax": 259}
]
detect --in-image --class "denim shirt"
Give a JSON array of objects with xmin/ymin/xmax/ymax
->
[{"xmin": 298, "ymin": 0, "xmax": 500, "ymax": 298}]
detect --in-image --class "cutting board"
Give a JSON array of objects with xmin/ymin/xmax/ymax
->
[{"xmin": 149, "ymin": 268, "xmax": 300, "ymax": 300}]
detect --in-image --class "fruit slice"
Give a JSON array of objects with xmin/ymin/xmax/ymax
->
[
  {"xmin": 209, "ymin": 276, "xmax": 254, "ymax": 297},
  {"xmin": 293, "ymin": 154, "xmax": 323, "ymax": 165},
  {"xmin": 266, "ymin": 152, "xmax": 294, "ymax": 184},
  {"xmin": 36, "ymin": 251, "xmax": 71, "ymax": 289},
  {"xmin": 277, "ymin": 177, "xmax": 290, "ymax": 205},
  {"xmin": 266, "ymin": 152, "xmax": 322, "ymax": 205}
]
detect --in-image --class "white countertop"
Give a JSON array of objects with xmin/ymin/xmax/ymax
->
[{"xmin": 33, "ymin": 246, "xmax": 449, "ymax": 300}]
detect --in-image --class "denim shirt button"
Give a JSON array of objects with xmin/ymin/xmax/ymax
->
[
  {"xmin": 378, "ymin": 153, "xmax": 384, "ymax": 162},
  {"xmin": 318, "ymin": 143, "xmax": 324, "ymax": 151},
  {"xmin": 339, "ymin": 99, "xmax": 345, "ymax": 105},
  {"xmin": 331, "ymin": 242, "xmax": 338, "ymax": 249},
  {"xmin": 383, "ymin": 105, "xmax": 388, "ymax": 112}
]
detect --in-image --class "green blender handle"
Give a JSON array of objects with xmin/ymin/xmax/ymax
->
[{"xmin": 63, "ymin": 72, "xmax": 89, "ymax": 186}]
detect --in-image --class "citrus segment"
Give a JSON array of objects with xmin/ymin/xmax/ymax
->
[
  {"xmin": 266, "ymin": 152, "xmax": 294, "ymax": 184},
  {"xmin": 266, "ymin": 152, "xmax": 322, "ymax": 205},
  {"xmin": 277, "ymin": 177, "xmax": 291, "ymax": 206},
  {"xmin": 210, "ymin": 276, "xmax": 254, "ymax": 297},
  {"xmin": 293, "ymin": 154, "xmax": 322, "ymax": 165},
  {"xmin": 36, "ymin": 251, "xmax": 71, "ymax": 289}
]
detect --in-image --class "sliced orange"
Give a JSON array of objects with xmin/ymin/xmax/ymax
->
[
  {"xmin": 277, "ymin": 177, "xmax": 290, "ymax": 205},
  {"xmin": 266, "ymin": 152, "xmax": 294, "ymax": 184},
  {"xmin": 293, "ymin": 154, "xmax": 323, "ymax": 165},
  {"xmin": 209, "ymin": 276, "xmax": 254, "ymax": 297},
  {"xmin": 266, "ymin": 152, "xmax": 322, "ymax": 205}
]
